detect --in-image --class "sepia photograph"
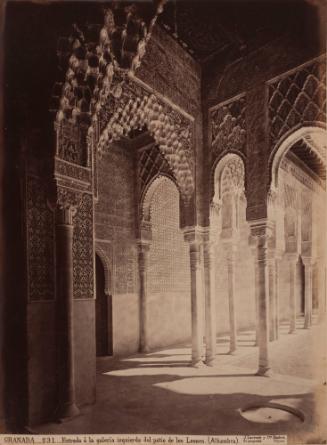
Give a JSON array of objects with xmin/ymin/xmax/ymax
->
[{"xmin": 0, "ymin": 0, "xmax": 326, "ymax": 443}]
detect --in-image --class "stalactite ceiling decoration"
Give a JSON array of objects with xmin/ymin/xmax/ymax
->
[
  {"xmin": 52, "ymin": 0, "xmax": 195, "ymax": 202},
  {"xmin": 53, "ymin": 1, "xmax": 166, "ymax": 123}
]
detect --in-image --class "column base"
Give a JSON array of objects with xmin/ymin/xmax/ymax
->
[
  {"xmin": 255, "ymin": 366, "xmax": 273, "ymax": 377},
  {"xmin": 304, "ymin": 318, "xmax": 311, "ymax": 329},
  {"xmin": 288, "ymin": 329, "xmax": 296, "ymax": 334},
  {"xmin": 56, "ymin": 402, "xmax": 80, "ymax": 423},
  {"xmin": 205, "ymin": 356, "xmax": 216, "ymax": 367},
  {"xmin": 191, "ymin": 359, "xmax": 205, "ymax": 368},
  {"xmin": 140, "ymin": 346, "xmax": 150, "ymax": 354},
  {"xmin": 229, "ymin": 344, "xmax": 237, "ymax": 355}
]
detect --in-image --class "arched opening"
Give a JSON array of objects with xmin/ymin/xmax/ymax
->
[
  {"xmin": 211, "ymin": 153, "xmax": 255, "ymax": 349},
  {"xmin": 144, "ymin": 176, "xmax": 191, "ymax": 350},
  {"xmin": 269, "ymin": 126, "xmax": 326, "ymax": 329},
  {"xmin": 95, "ymin": 254, "xmax": 113, "ymax": 357}
]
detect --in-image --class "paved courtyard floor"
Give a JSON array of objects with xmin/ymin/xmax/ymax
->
[{"xmin": 33, "ymin": 316, "xmax": 326, "ymax": 443}]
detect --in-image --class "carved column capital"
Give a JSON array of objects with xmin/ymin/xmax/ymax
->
[
  {"xmin": 210, "ymin": 200, "xmax": 222, "ymax": 215},
  {"xmin": 301, "ymin": 256, "xmax": 313, "ymax": 268},
  {"xmin": 139, "ymin": 220, "xmax": 152, "ymax": 244},
  {"xmin": 183, "ymin": 226, "xmax": 205, "ymax": 245},
  {"xmin": 137, "ymin": 239, "xmax": 151, "ymax": 254},
  {"xmin": 48, "ymin": 183, "xmax": 83, "ymax": 225},
  {"xmin": 249, "ymin": 220, "xmax": 274, "ymax": 265}
]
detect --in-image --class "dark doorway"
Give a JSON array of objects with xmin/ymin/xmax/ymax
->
[{"xmin": 96, "ymin": 254, "xmax": 113, "ymax": 356}]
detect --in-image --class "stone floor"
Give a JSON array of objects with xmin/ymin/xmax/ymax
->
[{"xmin": 33, "ymin": 315, "xmax": 326, "ymax": 443}]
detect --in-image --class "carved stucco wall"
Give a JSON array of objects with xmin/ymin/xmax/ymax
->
[
  {"xmin": 205, "ymin": 30, "xmax": 326, "ymax": 221},
  {"xmin": 25, "ymin": 174, "xmax": 57, "ymax": 425},
  {"xmin": 25, "ymin": 176, "xmax": 55, "ymax": 302},
  {"xmin": 95, "ymin": 143, "xmax": 139, "ymax": 355},
  {"xmin": 136, "ymin": 25, "xmax": 201, "ymax": 117},
  {"xmin": 277, "ymin": 156, "xmax": 326, "ymax": 318},
  {"xmin": 212, "ymin": 157, "xmax": 256, "ymax": 334},
  {"xmin": 147, "ymin": 177, "xmax": 191, "ymax": 349}
]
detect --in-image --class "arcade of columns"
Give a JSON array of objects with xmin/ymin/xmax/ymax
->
[{"xmin": 20, "ymin": 2, "xmax": 326, "ymax": 423}]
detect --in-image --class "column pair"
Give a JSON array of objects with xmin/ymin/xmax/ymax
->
[
  {"xmin": 251, "ymin": 247, "xmax": 279, "ymax": 345},
  {"xmin": 286, "ymin": 253, "xmax": 298, "ymax": 334},
  {"xmin": 302, "ymin": 257, "xmax": 313, "ymax": 329},
  {"xmin": 184, "ymin": 228, "xmax": 217, "ymax": 367},
  {"xmin": 222, "ymin": 242, "xmax": 237, "ymax": 353}
]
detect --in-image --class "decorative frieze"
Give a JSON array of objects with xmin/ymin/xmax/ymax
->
[
  {"xmin": 54, "ymin": 158, "xmax": 92, "ymax": 186},
  {"xmin": 280, "ymin": 155, "xmax": 322, "ymax": 192}
]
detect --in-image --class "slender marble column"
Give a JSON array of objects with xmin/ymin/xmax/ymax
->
[
  {"xmin": 185, "ymin": 229, "xmax": 205, "ymax": 367},
  {"xmin": 251, "ymin": 250, "xmax": 260, "ymax": 347},
  {"xmin": 288, "ymin": 255, "xmax": 298, "ymax": 334},
  {"xmin": 137, "ymin": 241, "xmax": 150, "ymax": 352},
  {"xmin": 250, "ymin": 222, "xmax": 272, "ymax": 376},
  {"xmin": 318, "ymin": 265, "xmax": 326, "ymax": 323},
  {"xmin": 302, "ymin": 257, "xmax": 313, "ymax": 329},
  {"xmin": 203, "ymin": 237, "xmax": 217, "ymax": 366},
  {"xmin": 226, "ymin": 247, "xmax": 237, "ymax": 354},
  {"xmin": 268, "ymin": 258, "xmax": 277, "ymax": 342},
  {"xmin": 274, "ymin": 258, "xmax": 280, "ymax": 340},
  {"xmin": 56, "ymin": 206, "xmax": 80, "ymax": 421}
]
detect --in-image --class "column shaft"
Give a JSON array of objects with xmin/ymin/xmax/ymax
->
[
  {"xmin": 274, "ymin": 259, "xmax": 280, "ymax": 340},
  {"xmin": 56, "ymin": 208, "xmax": 79, "ymax": 420},
  {"xmin": 268, "ymin": 260, "xmax": 277, "ymax": 341},
  {"xmin": 203, "ymin": 242, "xmax": 216, "ymax": 366},
  {"xmin": 303, "ymin": 259, "xmax": 313, "ymax": 329},
  {"xmin": 227, "ymin": 256, "xmax": 237, "ymax": 353},
  {"xmin": 253, "ymin": 261, "xmax": 260, "ymax": 346},
  {"xmin": 255, "ymin": 236, "xmax": 270, "ymax": 375},
  {"xmin": 189, "ymin": 242, "xmax": 204, "ymax": 367},
  {"xmin": 138, "ymin": 243, "xmax": 150, "ymax": 352},
  {"xmin": 288, "ymin": 258, "xmax": 297, "ymax": 334}
]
